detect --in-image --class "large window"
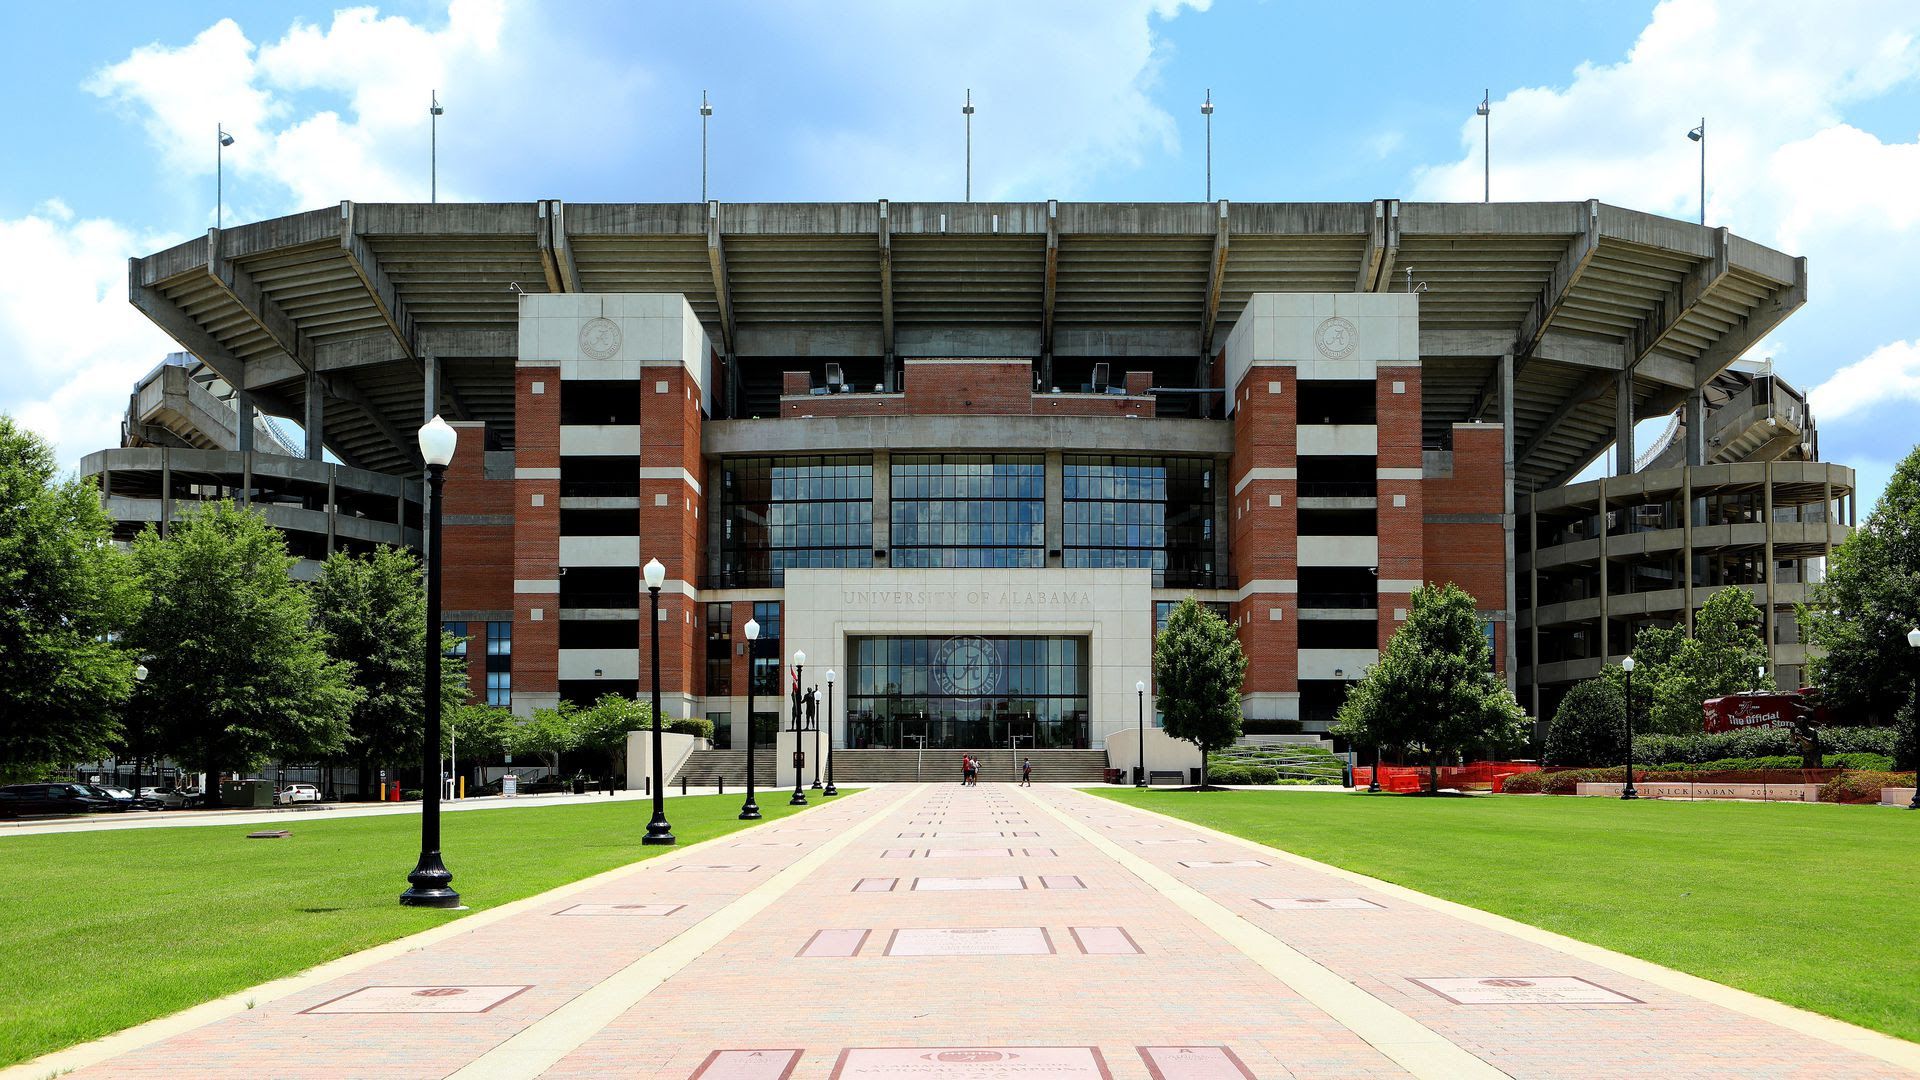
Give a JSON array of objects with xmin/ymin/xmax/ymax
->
[
  {"xmin": 485, "ymin": 621, "xmax": 511, "ymax": 707},
  {"xmin": 705, "ymin": 602, "xmax": 732, "ymax": 697},
  {"xmin": 750, "ymin": 601, "xmax": 782, "ymax": 697},
  {"xmin": 891, "ymin": 454, "xmax": 1044, "ymax": 568},
  {"xmin": 718, "ymin": 455, "xmax": 873, "ymax": 587},
  {"xmin": 844, "ymin": 635, "xmax": 1089, "ymax": 750},
  {"xmin": 1064, "ymin": 455, "xmax": 1216, "ymax": 587}
]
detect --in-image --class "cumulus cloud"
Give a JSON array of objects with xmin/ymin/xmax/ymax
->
[{"xmin": 1809, "ymin": 338, "xmax": 1920, "ymax": 420}]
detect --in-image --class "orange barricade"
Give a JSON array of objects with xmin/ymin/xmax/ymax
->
[{"xmin": 1354, "ymin": 761, "xmax": 1539, "ymax": 793}]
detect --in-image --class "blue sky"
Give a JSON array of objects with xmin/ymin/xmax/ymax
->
[{"xmin": 2, "ymin": 0, "xmax": 1917, "ymax": 506}]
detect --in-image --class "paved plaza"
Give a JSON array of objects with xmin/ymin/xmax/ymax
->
[{"xmin": 33, "ymin": 785, "xmax": 1918, "ymax": 1079}]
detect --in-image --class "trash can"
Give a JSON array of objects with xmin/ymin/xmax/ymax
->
[
  {"xmin": 221, "ymin": 779, "xmax": 274, "ymax": 807},
  {"xmin": 571, "ymin": 774, "xmax": 586, "ymax": 795}
]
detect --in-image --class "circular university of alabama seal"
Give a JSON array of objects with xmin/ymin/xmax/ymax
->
[
  {"xmin": 1314, "ymin": 316, "xmax": 1358, "ymax": 360},
  {"xmin": 578, "ymin": 317, "xmax": 623, "ymax": 360},
  {"xmin": 932, "ymin": 636, "xmax": 1001, "ymax": 700}
]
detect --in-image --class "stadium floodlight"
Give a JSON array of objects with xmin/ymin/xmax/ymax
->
[
  {"xmin": 700, "ymin": 90, "xmax": 713, "ymax": 202},
  {"xmin": 216, "ymin": 125, "xmax": 234, "ymax": 230},
  {"xmin": 1201, "ymin": 89, "xmax": 1214, "ymax": 201},
  {"xmin": 1687, "ymin": 118, "xmax": 1705, "ymax": 224},
  {"xmin": 430, "ymin": 91, "xmax": 444, "ymax": 203},
  {"xmin": 962, "ymin": 89, "xmax": 975, "ymax": 201},
  {"xmin": 1476, "ymin": 90, "xmax": 1490, "ymax": 202}
]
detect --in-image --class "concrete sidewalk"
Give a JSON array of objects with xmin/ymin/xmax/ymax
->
[{"xmin": 18, "ymin": 784, "xmax": 1916, "ymax": 1079}]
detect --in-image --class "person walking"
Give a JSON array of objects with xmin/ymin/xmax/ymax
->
[
  {"xmin": 959, "ymin": 753, "xmax": 968, "ymax": 785},
  {"xmin": 1020, "ymin": 756, "xmax": 1032, "ymax": 787}
]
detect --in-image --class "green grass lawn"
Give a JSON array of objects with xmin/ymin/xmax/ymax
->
[
  {"xmin": 0, "ymin": 792, "xmax": 836, "ymax": 1067},
  {"xmin": 1094, "ymin": 788, "xmax": 1920, "ymax": 1043}
]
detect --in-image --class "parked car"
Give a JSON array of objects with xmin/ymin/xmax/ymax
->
[
  {"xmin": 275, "ymin": 783, "xmax": 322, "ymax": 805},
  {"xmin": 138, "ymin": 787, "xmax": 189, "ymax": 809},
  {"xmin": 0, "ymin": 783, "xmax": 122, "ymax": 817}
]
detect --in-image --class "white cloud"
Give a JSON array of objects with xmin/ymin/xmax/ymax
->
[{"xmin": 1809, "ymin": 338, "xmax": 1920, "ymax": 420}]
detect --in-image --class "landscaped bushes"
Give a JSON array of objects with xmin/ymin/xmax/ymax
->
[
  {"xmin": 1818, "ymin": 771, "xmax": 1916, "ymax": 804},
  {"xmin": 665, "ymin": 717, "xmax": 715, "ymax": 740},
  {"xmin": 1206, "ymin": 763, "xmax": 1282, "ymax": 785},
  {"xmin": 1633, "ymin": 726, "xmax": 1897, "ymax": 766}
]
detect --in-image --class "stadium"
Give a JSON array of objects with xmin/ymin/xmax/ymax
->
[{"xmin": 91, "ymin": 197, "xmax": 1854, "ymax": 777}]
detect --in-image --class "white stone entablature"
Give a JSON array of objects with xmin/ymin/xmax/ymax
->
[
  {"xmin": 782, "ymin": 567, "xmax": 1154, "ymax": 747},
  {"xmin": 1221, "ymin": 292, "xmax": 1420, "ymax": 412},
  {"xmin": 516, "ymin": 292, "xmax": 713, "ymax": 416}
]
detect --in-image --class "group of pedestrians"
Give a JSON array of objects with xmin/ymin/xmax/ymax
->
[{"xmin": 959, "ymin": 755, "xmax": 1035, "ymax": 785}]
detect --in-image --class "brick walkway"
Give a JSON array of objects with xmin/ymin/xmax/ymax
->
[{"xmin": 48, "ymin": 784, "xmax": 1916, "ymax": 1080}]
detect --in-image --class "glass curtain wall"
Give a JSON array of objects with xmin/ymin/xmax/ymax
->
[
  {"xmin": 718, "ymin": 456, "xmax": 872, "ymax": 587},
  {"xmin": 890, "ymin": 454, "xmax": 1044, "ymax": 568},
  {"xmin": 1064, "ymin": 455, "xmax": 1215, "ymax": 586},
  {"xmin": 845, "ymin": 635, "xmax": 1089, "ymax": 749}
]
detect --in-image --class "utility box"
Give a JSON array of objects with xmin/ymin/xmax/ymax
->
[{"xmin": 221, "ymin": 779, "xmax": 274, "ymax": 807}]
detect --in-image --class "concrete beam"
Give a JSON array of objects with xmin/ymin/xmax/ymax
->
[
  {"xmin": 1474, "ymin": 199, "xmax": 1601, "ymax": 419},
  {"xmin": 1691, "ymin": 256, "xmax": 1807, "ymax": 389},
  {"xmin": 339, "ymin": 201, "xmax": 417, "ymax": 360},
  {"xmin": 1614, "ymin": 368, "xmax": 1635, "ymax": 474},
  {"xmin": 417, "ymin": 328, "xmax": 518, "ymax": 357},
  {"xmin": 1355, "ymin": 199, "xmax": 1399, "ymax": 291},
  {"xmin": 304, "ymin": 372, "xmax": 325, "ymax": 459},
  {"xmin": 1515, "ymin": 370, "xmax": 1612, "ymax": 463},
  {"xmin": 126, "ymin": 260, "xmax": 296, "ymax": 421},
  {"xmin": 706, "ymin": 201, "xmax": 736, "ymax": 355},
  {"xmin": 537, "ymin": 200, "xmax": 564, "ymax": 293},
  {"xmin": 1041, "ymin": 200, "xmax": 1058, "ymax": 361},
  {"xmin": 318, "ymin": 372, "xmax": 418, "ymax": 469},
  {"xmin": 1631, "ymin": 226, "xmax": 1730, "ymax": 366},
  {"xmin": 878, "ymin": 200, "xmax": 895, "ymax": 361},
  {"xmin": 204, "ymin": 228, "xmax": 312, "ymax": 372},
  {"xmin": 315, "ymin": 330, "xmax": 410, "ymax": 372},
  {"xmin": 538, "ymin": 199, "xmax": 581, "ymax": 293},
  {"xmin": 1200, "ymin": 200, "xmax": 1230, "ymax": 357}
]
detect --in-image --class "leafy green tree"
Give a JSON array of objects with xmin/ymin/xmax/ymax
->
[
  {"xmin": 1152, "ymin": 597, "xmax": 1248, "ymax": 788},
  {"xmin": 574, "ymin": 693, "xmax": 651, "ymax": 783},
  {"xmin": 1620, "ymin": 587, "xmax": 1771, "ymax": 735},
  {"xmin": 1543, "ymin": 677, "xmax": 1627, "ymax": 767},
  {"xmin": 0, "ymin": 416, "xmax": 141, "ymax": 776},
  {"xmin": 126, "ymin": 501, "xmax": 355, "ymax": 796},
  {"xmin": 443, "ymin": 702, "xmax": 515, "ymax": 788},
  {"xmin": 312, "ymin": 548, "xmax": 466, "ymax": 791},
  {"xmin": 1803, "ymin": 443, "xmax": 1920, "ymax": 727},
  {"xmin": 509, "ymin": 701, "xmax": 579, "ymax": 777},
  {"xmin": 1333, "ymin": 582, "xmax": 1528, "ymax": 792}
]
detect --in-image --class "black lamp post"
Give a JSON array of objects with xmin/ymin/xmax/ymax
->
[
  {"xmin": 1621, "ymin": 655, "xmax": 1639, "ymax": 800},
  {"xmin": 401, "ymin": 415, "xmax": 460, "ymax": 908},
  {"xmin": 823, "ymin": 669, "xmax": 838, "ymax": 796},
  {"xmin": 789, "ymin": 650, "xmax": 809, "ymax": 806},
  {"xmin": 1135, "ymin": 680, "xmax": 1147, "ymax": 787},
  {"xmin": 642, "ymin": 557, "xmax": 675, "ymax": 844},
  {"xmin": 128, "ymin": 663, "xmax": 148, "ymax": 804},
  {"xmin": 1907, "ymin": 628, "xmax": 1920, "ymax": 810},
  {"xmin": 740, "ymin": 617, "xmax": 762, "ymax": 820},
  {"xmin": 811, "ymin": 676, "xmax": 823, "ymax": 789}
]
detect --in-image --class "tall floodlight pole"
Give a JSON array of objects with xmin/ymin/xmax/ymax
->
[
  {"xmin": 962, "ymin": 89, "xmax": 975, "ymax": 201},
  {"xmin": 823, "ymin": 669, "xmax": 838, "ymax": 796},
  {"xmin": 401, "ymin": 416, "xmax": 460, "ymax": 908},
  {"xmin": 700, "ymin": 90, "xmax": 713, "ymax": 202},
  {"xmin": 1476, "ymin": 90, "xmax": 1490, "ymax": 202},
  {"xmin": 1687, "ymin": 118, "xmax": 1706, "ymax": 224},
  {"xmin": 740, "ymin": 617, "xmax": 762, "ymax": 819},
  {"xmin": 1201, "ymin": 90, "xmax": 1214, "ymax": 202},
  {"xmin": 216, "ymin": 125, "xmax": 234, "ymax": 229},
  {"xmin": 643, "ymin": 558, "xmax": 675, "ymax": 844},
  {"xmin": 430, "ymin": 92, "xmax": 444, "ymax": 203}
]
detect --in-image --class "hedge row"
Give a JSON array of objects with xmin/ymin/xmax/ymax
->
[
  {"xmin": 1819, "ymin": 771, "xmax": 1916, "ymax": 804},
  {"xmin": 1632, "ymin": 726, "xmax": 1897, "ymax": 766},
  {"xmin": 1503, "ymin": 766, "xmax": 1914, "ymax": 800}
]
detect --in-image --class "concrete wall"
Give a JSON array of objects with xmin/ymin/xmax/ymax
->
[{"xmin": 1102, "ymin": 725, "xmax": 1204, "ymax": 780}]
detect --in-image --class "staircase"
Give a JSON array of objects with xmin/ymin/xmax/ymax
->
[{"xmin": 673, "ymin": 748, "xmax": 1109, "ymax": 785}]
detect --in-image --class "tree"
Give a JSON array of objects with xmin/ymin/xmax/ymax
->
[
  {"xmin": 509, "ymin": 701, "xmax": 579, "ymax": 777},
  {"xmin": 443, "ymin": 703, "xmax": 515, "ymax": 788},
  {"xmin": 0, "ymin": 416, "xmax": 141, "ymax": 777},
  {"xmin": 574, "ymin": 694, "xmax": 651, "ymax": 784},
  {"xmin": 1332, "ymin": 583, "xmax": 1528, "ymax": 793},
  {"xmin": 1152, "ymin": 597, "xmax": 1248, "ymax": 789},
  {"xmin": 1803, "ymin": 443, "xmax": 1920, "ymax": 727},
  {"xmin": 1543, "ymin": 677, "xmax": 1627, "ymax": 767},
  {"xmin": 312, "ymin": 548, "xmax": 467, "ymax": 792},
  {"xmin": 126, "ymin": 501, "xmax": 355, "ymax": 797},
  {"xmin": 1622, "ymin": 587, "xmax": 1771, "ymax": 735}
]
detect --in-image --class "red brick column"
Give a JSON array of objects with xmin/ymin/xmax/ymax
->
[
  {"xmin": 1425, "ymin": 423, "xmax": 1509, "ymax": 672},
  {"xmin": 1375, "ymin": 366, "xmax": 1424, "ymax": 648},
  {"xmin": 442, "ymin": 419, "xmax": 513, "ymax": 702},
  {"xmin": 638, "ymin": 362, "xmax": 706, "ymax": 708},
  {"xmin": 513, "ymin": 367, "xmax": 561, "ymax": 702},
  {"xmin": 1228, "ymin": 366, "xmax": 1298, "ymax": 696}
]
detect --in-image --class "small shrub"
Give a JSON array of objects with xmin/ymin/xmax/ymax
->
[
  {"xmin": 1818, "ymin": 770, "xmax": 1915, "ymax": 804},
  {"xmin": 665, "ymin": 716, "xmax": 715, "ymax": 740},
  {"xmin": 1246, "ymin": 766, "xmax": 1280, "ymax": 785},
  {"xmin": 1499, "ymin": 772, "xmax": 1546, "ymax": 793},
  {"xmin": 1208, "ymin": 764, "xmax": 1251, "ymax": 784},
  {"xmin": 1544, "ymin": 677, "xmax": 1626, "ymax": 766}
]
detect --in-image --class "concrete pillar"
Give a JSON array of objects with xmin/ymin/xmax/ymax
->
[
  {"xmin": 159, "ymin": 448, "xmax": 171, "ymax": 536},
  {"xmin": 1597, "ymin": 476, "xmax": 1609, "ymax": 662},
  {"xmin": 1044, "ymin": 449, "xmax": 1064, "ymax": 568},
  {"xmin": 1684, "ymin": 387, "xmax": 1707, "ymax": 467},
  {"xmin": 234, "ymin": 389, "xmax": 255, "ymax": 455},
  {"xmin": 326, "ymin": 472, "xmax": 337, "ymax": 555},
  {"xmin": 1527, "ymin": 489, "xmax": 1540, "ymax": 721},
  {"xmin": 1763, "ymin": 460, "xmax": 1776, "ymax": 670},
  {"xmin": 1501, "ymin": 351, "xmax": 1517, "ymax": 693},
  {"xmin": 871, "ymin": 449, "xmax": 891, "ymax": 565},
  {"xmin": 1614, "ymin": 370, "xmax": 1634, "ymax": 475},
  {"xmin": 423, "ymin": 354, "xmax": 440, "ymax": 422},
  {"xmin": 304, "ymin": 372, "xmax": 325, "ymax": 460},
  {"xmin": 1681, "ymin": 467, "xmax": 1695, "ymax": 635}
]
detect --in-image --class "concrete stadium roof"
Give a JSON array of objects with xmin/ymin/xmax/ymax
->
[{"xmin": 128, "ymin": 199, "xmax": 1804, "ymax": 489}]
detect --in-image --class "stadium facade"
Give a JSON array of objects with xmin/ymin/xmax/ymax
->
[{"xmin": 99, "ymin": 199, "xmax": 1853, "ymax": 750}]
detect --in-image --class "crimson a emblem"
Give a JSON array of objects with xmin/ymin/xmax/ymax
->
[{"xmin": 932, "ymin": 636, "xmax": 1001, "ymax": 700}]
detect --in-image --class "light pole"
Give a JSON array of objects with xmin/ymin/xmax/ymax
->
[
  {"xmin": 811, "ymin": 678, "xmax": 823, "ymax": 789},
  {"xmin": 823, "ymin": 669, "xmax": 838, "ymax": 796},
  {"xmin": 1476, "ymin": 90, "xmax": 1490, "ymax": 202},
  {"xmin": 1200, "ymin": 90, "xmax": 1213, "ymax": 202},
  {"xmin": 700, "ymin": 90, "xmax": 713, "ymax": 202},
  {"xmin": 789, "ymin": 650, "xmax": 808, "ymax": 806},
  {"xmin": 216, "ymin": 125, "xmax": 234, "ymax": 230},
  {"xmin": 129, "ymin": 663, "xmax": 149, "ymax": 801},
  {"xmin": 1908, "ymin": 628, "xmax": 1920, "ymax": 810},
  {"xmin": 740, "ymin": 617, "xmax": 762, "ymax": 820},
  {"xmin": 962, "ymin": 89, "xmax": 974, "ymax": 201},
  {"xmin": 401, "ymin": 415, "xmax": 460, "ymax": 908},
  {"xmin": 1687, "ymin": 118, "xmax": 1705, "ymax": 225},
  {"xmin": 1135, "ymin": 680, "xmax": 1147, "ymax": 787},
  {"xmin": 1621, "ymin": 655, "xmax": 1639, "ymax": 800},
  {"xmin": 642, "ymin": 557, "xmax": 674, "ymax": 845},
  {"xmin": 430, "ymin": 92, "xmax": 444, "ymax": 203}
]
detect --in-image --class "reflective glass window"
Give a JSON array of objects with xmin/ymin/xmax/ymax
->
[
  {"xmin": 1064, "ymin": 455, "xmax": 1215, "ymax": 587},
  {"xmin": 719, "ymin": 455, "xmax": 873, "ymax": 587},
  {"xmin": 890, "ymin": 454, "xmax": 1044, "ymax": 568}
]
